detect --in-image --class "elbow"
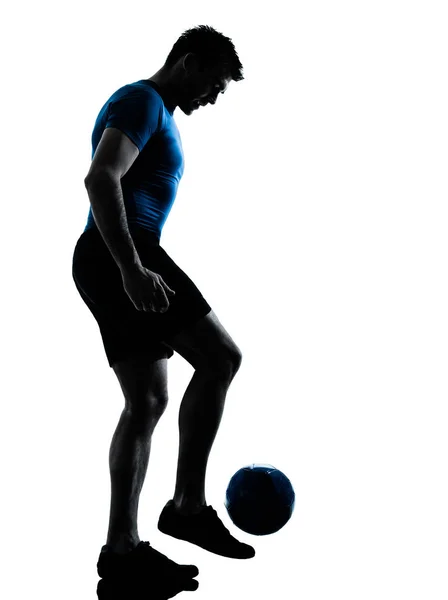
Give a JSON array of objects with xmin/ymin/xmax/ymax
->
[
  {"xmin": 84, "ymin": 175, "xmax": 95, "ymax": 188},
  {"xmin": 84, "ymin": 171, "xmax": 118, "ymax": 188}
]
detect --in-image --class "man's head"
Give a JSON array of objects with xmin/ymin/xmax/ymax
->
[{"xmin": 149, "ymin": 25, "xmax": 244, "ymax": 115}]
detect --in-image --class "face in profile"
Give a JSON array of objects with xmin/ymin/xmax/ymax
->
[{"xmin": 178, "ymin": 62, "xmax": 232, "ymax": 115}]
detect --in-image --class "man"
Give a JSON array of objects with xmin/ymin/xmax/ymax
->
[{"xmin": 72, "ymin": 24, "xmax": 255, "ymax": 594}]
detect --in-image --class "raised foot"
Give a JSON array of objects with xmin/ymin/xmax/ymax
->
[{"xmin": 158, "ymin": 499, "xmax": 256, "ymax": 559}]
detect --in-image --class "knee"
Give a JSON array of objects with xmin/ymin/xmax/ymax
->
[
  {"xmin": 126, "ymin": 391, "xmax": 169, "ymax": 421},
  {"xmin": 231, "ymin": 346, "xmax": 243, "ymax": 375},
  {"xmin": 207, "ymin": 345, "xmax": 243, "ymax": 381}
]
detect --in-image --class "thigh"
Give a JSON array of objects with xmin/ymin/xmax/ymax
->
[{"xmin": 163, "ymin": 309, "xmax": 242, "ymax": 372}]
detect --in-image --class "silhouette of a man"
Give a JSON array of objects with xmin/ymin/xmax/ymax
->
[{"xmin": 72, "ymin": 24, "xmax": 254, "ymax": 595}]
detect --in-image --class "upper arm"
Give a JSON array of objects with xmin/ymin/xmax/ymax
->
[{"xmin": 84, "ymin": 127, "xmax": 140, "ymax": 184}]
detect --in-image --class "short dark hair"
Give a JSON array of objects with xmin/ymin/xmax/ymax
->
[{"xmin": 165, "ymin": 25, "xmax": 244, "ymax": 82}]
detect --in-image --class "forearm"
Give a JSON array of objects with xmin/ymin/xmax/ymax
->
[{"xmin": 84, "ymin": 174, "xmax": 142, "ymax": 273}]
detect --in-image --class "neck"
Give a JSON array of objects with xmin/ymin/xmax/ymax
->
[{"xmin": 147, "ymin": 67, "xmax": 178, "ymax": 106}]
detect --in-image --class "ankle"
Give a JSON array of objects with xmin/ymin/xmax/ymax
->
[
  {"xmin": 172, "ymin": 498, "xmax": 207, "ymax": 515},
  {"xmin": 106, "ymin": 534, "xmax": 140, "ymax": 553}
]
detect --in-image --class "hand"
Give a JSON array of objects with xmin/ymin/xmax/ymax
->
[{"xmin": 120, "ymin": 265, "xmax": 175, "ymax": 313}]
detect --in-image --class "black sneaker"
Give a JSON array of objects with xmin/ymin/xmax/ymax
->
[
  {"xmin": 97, "ymin": 540, "xmax": 199, "ymax": 581},
  {"xmin": 157, "ymin": 500, "xmax": 256, "ymax": 559},
  {"xmin": 97, "ymin": 571, "xmax": 199, "ymax": 599}
]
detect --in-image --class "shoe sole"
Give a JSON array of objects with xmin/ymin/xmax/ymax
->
[
  {"xmin": 97, "ymin": 576, "xmax": 199, "ymax": 599},
  {"xmin": 97, "ymin": 546, "xmax": 199, "ymax": 580}
]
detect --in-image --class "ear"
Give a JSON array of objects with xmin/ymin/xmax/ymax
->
[{"xmin": 182, "ymin": 52, "xmax": 200, "ymax": 75}]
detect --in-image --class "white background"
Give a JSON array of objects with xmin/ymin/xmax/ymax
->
[{"xmin": 2, "ymin": 1, "xmax": 447, "ymax": 598}]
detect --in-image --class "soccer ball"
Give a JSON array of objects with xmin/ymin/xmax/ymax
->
[{"xmin": 224, "ymin": 463, "xmax": 295, "ymax": 535}]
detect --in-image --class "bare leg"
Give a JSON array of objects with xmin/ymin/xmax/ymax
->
[
  {"xmin": 160, "ymin": 311, "xmax": 243, "ymax": 515},
  {"xmin": 106, "ymin": 409, "xmax": 161, "ymax": 552},
  {"xmin": 172, "ymin": 367, "xmax": 238, "ymax": 514},
  {"xmin": 106, "ymin": 357, "xmax": 168, "ymax": 554}
]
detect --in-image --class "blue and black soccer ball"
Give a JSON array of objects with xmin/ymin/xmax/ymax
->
[{"xmin": 224, "ymin": 463, "xmax": 295, "ymax": 536}]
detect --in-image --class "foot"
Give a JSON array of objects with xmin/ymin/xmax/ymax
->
[
  {"xmin": 158, "ymin": 499, "xmax": 256, "ymax": 560},
  {"xmin": 98, "ymin": 539, "xmax": 199, "ymax": 583}
]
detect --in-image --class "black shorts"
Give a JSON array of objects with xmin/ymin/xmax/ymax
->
[{"xmin": 72, "ymin": 225, "xmax": 212, "ymax": 368}]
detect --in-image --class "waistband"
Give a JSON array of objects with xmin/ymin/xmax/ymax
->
[{"xmin": 81, "ymin": 224, "xmax": 161, "ymax": 247}]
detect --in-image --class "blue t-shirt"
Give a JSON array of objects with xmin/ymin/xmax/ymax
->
[{"xmin": 83, "ymin": 80, "xmax": 185, "ymax": 240}]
